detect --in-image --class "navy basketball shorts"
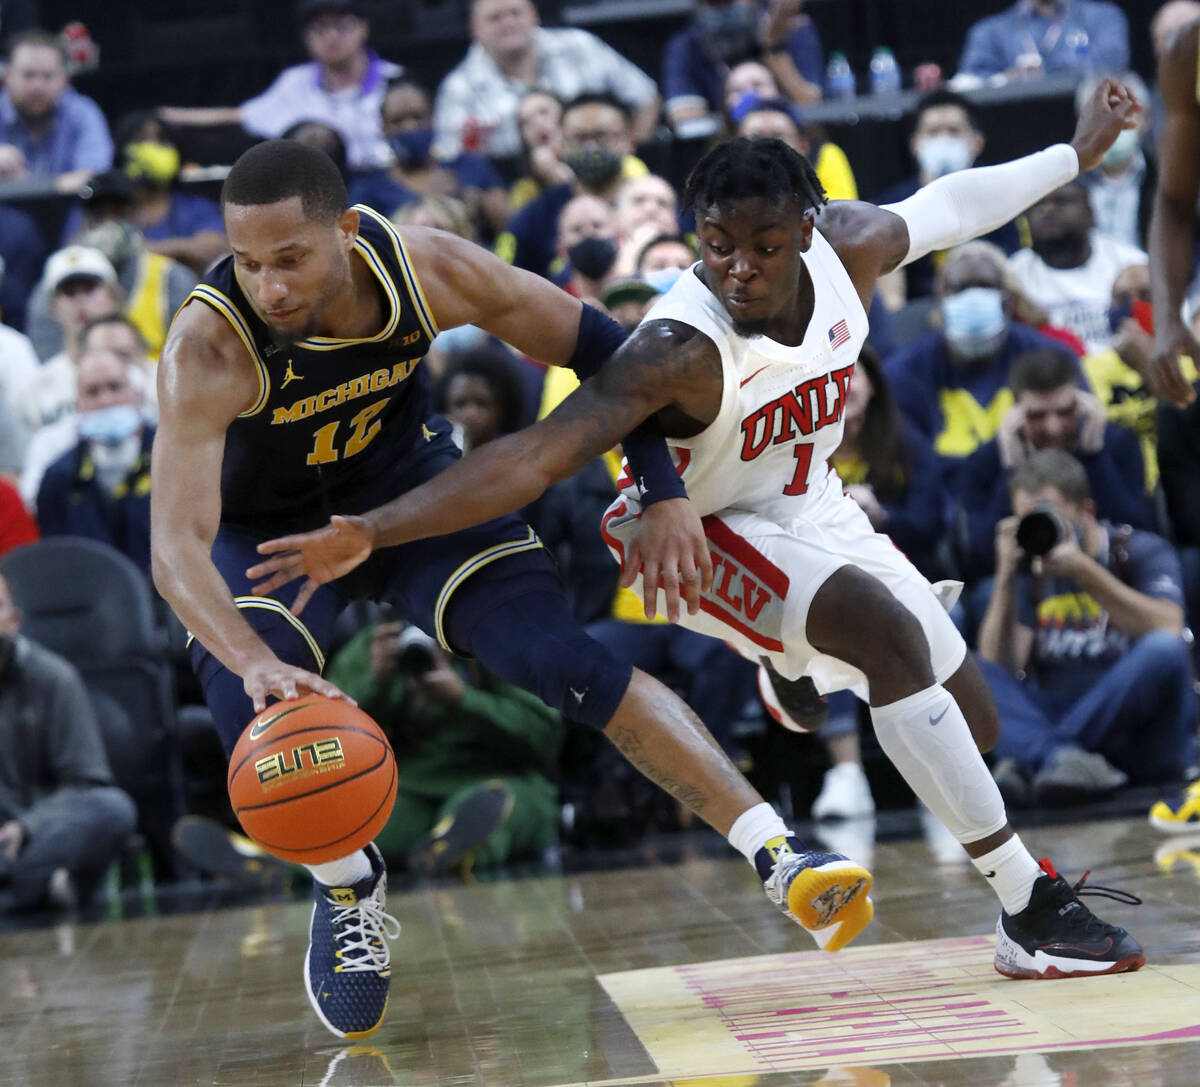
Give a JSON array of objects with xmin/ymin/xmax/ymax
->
[{"xmin": 189, "ymin": 420, "xmax": 633, "ymax": 754}]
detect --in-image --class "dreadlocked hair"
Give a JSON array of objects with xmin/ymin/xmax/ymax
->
[{"xmin": 683, "ymin": 137, "xmax": 826, "ymax": 216}]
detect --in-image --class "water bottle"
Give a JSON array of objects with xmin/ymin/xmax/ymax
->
[
  {"xmin": 1064, "ymin": 26, "xmax": 1091, "ymax": 74},
  {"xmin": 870, "ymin": 47, "xmax": 901, "ymax": 97},
  {"xmin": 826, "ymin": 52, "xmax": 856, "ymax": 101}
]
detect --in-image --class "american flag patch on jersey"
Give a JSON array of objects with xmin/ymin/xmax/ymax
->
[{"xmin": 828, "ymin": 319, "xmax": 850, "ymax": 349}]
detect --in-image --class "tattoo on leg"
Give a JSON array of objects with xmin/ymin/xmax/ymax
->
[{"xmin": 607, "ymin": 725, "xmax": 710, "ymax": 813}]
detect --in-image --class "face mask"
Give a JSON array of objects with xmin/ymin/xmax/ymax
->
[
  {"xmin": 1107, "ymin": 298, "xmax": 1133, "ymax": 334},
  {"xmin": 644, "ymin": 265, "xmax": 684, "ymax": 293},
  {"xmin": 568, "ymin": 236, "xmax": 618, "ymax": 281},
  {"xmin": 1100, "ymin": 127, "xmax": 1140, "ymax": 170},
  {"xmin": 942, "ymin": 286, "xmax": 1007, "ymax": 360},
  {"xmin": 565, "ymin": 147, "xmax": 624, "ymax": 191},
  {"xmin": 915, "ymin": 134, "xmax": 974, "ymax": 180},
  {"xmin": 696, "ymin": 3, "xmax": 757, "ymax": 61},
  {"xmin": 79, "ymin": 403, "xmax": 141, "ymax": 446},
  {"xmin": 124, "ymin": 141, "xmax": 180, "ymax": 186},
  {"xmin": 389, "ymin": 128, "xmax": 435, "ymax": 169}
]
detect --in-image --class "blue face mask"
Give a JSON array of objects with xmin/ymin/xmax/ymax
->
[
  {"xmin": 78, "ymin": 403, "xmax": 141, "ymax": 445},
  {"xmin": 941, "ymin": 286, "xmax": 1008, "ymax": 360},
  {"xmin": 643, "ymin": 265, "xmax": 684, "ymax": 293},
  {"xmin": 389, "ymin": 128, "xmax": 435, "ymax": 168}
]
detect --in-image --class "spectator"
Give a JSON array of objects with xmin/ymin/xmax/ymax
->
[
  {"xmin": 499, "ymin": 93, "xmax": 644, "ymax": 279},
  {"xmin": 0, "ymin": 476, "xmax": 37, "ymax": 557},
  {"xmin": 724, "ymin": 59, "xmax": 779, "ymax": 115},
  {"xmin": 33, "ymin": 170, "xmax": 197, "ymax": 360},
  {"xmin": 1075, "ymin": 71, "xmax": 1155, "ymax": 249},
  {"xmin": 600, "ymin": 276, "xmax": 661, "ymax": 333},
  {"xmin": 957, "ymin": 0, "xmax": 1130, "ymax": 82},
  {"xmin": 433, "ymin": 0, "xmax": 660, "ymax": 160},
  {"xmin": 960, "ymin": 347, "xmax": 1153, "ymax": 582},
  {"xmin": 35, "ymin": 347, "xmax": 154, "ymax": 574},
  {"xmin": 1082, "ymin": 263, "xmax": 1195, "ymax": 488},
  {"xmin": 20, "ymin": 315, "xmax": 155, "ymax": 509},
  {"xmin": 282, "ymin": 119, "xmax": 350, "ymax": 178},
  {"xmin": 110, "ymin": 112, "xmax": 226, "ymax": 276},
  {"xmin": 978, "ymin": 450, "xmax": 1193, "ymax": 805},
  {"xmin": 612, "ymin": 174, "xmax": 680, "ymax": 278},
  {"xmin": 160, "ymin": 1, "xmax": 401, "ymax": 170},
  {"xmin": 327, "ymin": 619, "xmax": 563, "ymax": 874},
  {"xmin": 887, "ymin": 241, "xmax": 1080, "ymax": 501},
  {"xmin": 555, "ymin": 193, "xmax": 620, "ymax": 303},
  {"xmin": 508, "ymin": 90, "xmax": 573, "ymax": 213},
  {"xmin": 0, "ymin": 570, "xmax": 138, "ymax": 912},
  {"xmin": 1008, "ymin": 181, "xmax": 1148, "ymax": 353},
  {"xmin": 0, "ymin": 200, "xmax": 46, "ymax": 331},
  {"xmin": 664, "ymin": 1, "xmax": 823, "ymax": 137},
  {"xmin": 877, "ymin": 91, "xmax": 1022, "ymax": 307},
  {"xmin": 349, "ymin": 78, "xmax": 508, "ymax": 239},
  {"xmin": 0, "ymin": 30, "xmax": 112, "ymax": 193},
  {"xmin": 434, "ymin": 348, "xmax": 528, "ymax": 454},
  {"xmin": 636, "ymin": 232, "xmax": 696, "ymax": 282},
  {"xmin": 732, "ymin": 94, "xmax": 858, "ymax": 201},
  {"xmin": 14, "ymin": 246, "xmax": 122, "ymax": 431}
]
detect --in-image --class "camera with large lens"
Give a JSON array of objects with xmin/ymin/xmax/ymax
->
[
  {"xmin": 1015, "ymin": 502, "xmax": 1065, "ymax": 557},
  {"xmin": 393, "ymin": 625, "xmax": 438, "ymax": 676}
]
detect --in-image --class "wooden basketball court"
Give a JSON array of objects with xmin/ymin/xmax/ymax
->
[{"xmin": 2, "ymin": 812, "xmax": 1198, "ymax": 1086}]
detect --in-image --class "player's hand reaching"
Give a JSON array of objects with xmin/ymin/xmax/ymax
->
[
  {"xmin": 246, "ymin": 514, "xmax": 374, "ymax": 614},
  {"xmin": 1070, "ymin": 78, "xmax": 1143, "ymax": 173},
  {"xmin": 241, "ymin": 657, "xmax": 355, "ymax": 715},
  {"xmin": 622, "ymin": 497, "xmax": 714, "ymax": 622},
  {"xmin": 1145, "ymin": 319, "xmax": 1199, "ymax": 408}
]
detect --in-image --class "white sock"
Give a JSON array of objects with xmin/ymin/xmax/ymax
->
[
  {"xmin": 970, "ymin": 834, "xmax": 1043, "ymax": 915},
  {"xmin": 869, "ymin": 684, "xmax": 1007, "ymax": 843},
  {"xmin": 728, "ymin": 802, "xmax": 791, "ymax": 866},
  {"xmin": 306, "ymin": 849, "xmax": 372, "ymax": 888}
]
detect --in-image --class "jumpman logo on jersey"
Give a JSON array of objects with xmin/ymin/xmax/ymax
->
[
  {"xmin": 421, "ymin": 423, "xmax": 435, "ymax": 442},
  {"xmin": 280, "ymin": 359, "xmax": 304, "ymax": 388}
]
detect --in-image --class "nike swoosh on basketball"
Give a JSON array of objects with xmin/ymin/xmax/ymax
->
[
  {"xmin": 929, "ymin": 704, "xmax": 950, "ymax": 726},
  {"xmin": 248, "ymin": 703, "xmax": 307, "ymax": 739},
  {"xmin": 739, "ymin": 365, "xmax": 770, "ymax": 388}
]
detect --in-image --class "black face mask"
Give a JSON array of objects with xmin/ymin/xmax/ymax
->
[
  {"xmin": 568, "ymin": 236, "xmax": 618, "ymax": 280},
  {"xmin": 565, "ymin": 147, "xmax": 624, "ymax": 191}
]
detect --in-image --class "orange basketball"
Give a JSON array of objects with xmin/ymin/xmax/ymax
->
[{"xmin": 227, "ymin": 695, "xmax": 397, "ymax": 864}]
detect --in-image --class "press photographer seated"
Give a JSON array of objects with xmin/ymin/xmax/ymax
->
[
  {"xmin": 325, "ymin": 617, "xmax": 565, "ymax": 875},
  {"xmin": 976, "ymin": 450, "xmax": 1195, "ymax": 808}
]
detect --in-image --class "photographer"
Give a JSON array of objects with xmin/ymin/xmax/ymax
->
[
  {"xmin": 325, "ymin": 617, "xmax": 564, "ymax": 874},
  {"xmin": 977, "ymin": 450, "xmax": 1195, "ymax": 806}
]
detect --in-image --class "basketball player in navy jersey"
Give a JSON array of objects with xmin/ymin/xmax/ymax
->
[
  {"xmin": 151, "ymin": 140, "xmax": 875, "ymax": 1040},
  {"xmin": 252, "ymin": 82, "xmax": 1152, "ymax": 983}
]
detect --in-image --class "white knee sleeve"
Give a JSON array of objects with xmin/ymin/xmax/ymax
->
[{"xmin": 869, "ymin": 685, "xmax": 1007, "ymax": 844}]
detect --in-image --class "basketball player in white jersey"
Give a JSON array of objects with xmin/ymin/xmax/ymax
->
[{"xmin": 249, "ymin": 78, "xmax": 1147, "ymax": 980}]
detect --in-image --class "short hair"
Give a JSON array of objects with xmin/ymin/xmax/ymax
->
[
  {"xmin": 434, "ymin": 347, "xmax": 527, "ymax": 436},
  {"xmin": 221, "ymin": 139, "xmax": 348, "ymax": 223},
  {"xmin": 635, "ymin": 232, "xmax": 695, "ymax": 272},
  {"xmin": 1010, "ymin": 449, "xmax": 1091, "ymax": 505},
  {"xmin": 684, "ymin": 137, "xmax": 826, "ymax": 215},
  {"xmin": 913, "ymin": 89, "xmax": 981, "ymax": 132},
  {"xmin": 562, "ymin": 91, "xmax": 632, "ymax": 124},
  {"xmin": 736, "ymin": 95, "xmax": 803, "ymax": 129},
  {"xmin": 6, "ymin": 29, "xmax": 67, "ymax": 65},
  {"xmin": 80, "ymin": 313, "xmax": 147, "ymax": 352},
  {"xmin": 1009, "ymin": 349, "xmax": 1079, "ymax": 397}
]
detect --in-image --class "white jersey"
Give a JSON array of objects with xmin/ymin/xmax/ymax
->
[{"xmin": 627, "ymin": 229, "xmax": 869, "ymax": 524}]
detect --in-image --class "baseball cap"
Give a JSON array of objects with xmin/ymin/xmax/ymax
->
[
  {"xmin": 78, "ymin": 169, "xmax": 136, "ymax": 206},
  {"xmin": 296, "ymin": 0, "xmax": 364, "ymax": 25},
  {"xmin": 600, "ymin": 277, "xmax": 660, "ymax": 311},
  {"xmin": 42, "ymin": 246, "xmax": 118, "ymax": 294}
]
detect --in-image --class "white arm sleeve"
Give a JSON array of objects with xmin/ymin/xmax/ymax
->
[{"xmin": 881, "ymin": 143, "xmax": 1079, "ymax": 268}]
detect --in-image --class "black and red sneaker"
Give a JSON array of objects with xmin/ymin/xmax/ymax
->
[{"xmin": 994, "ymin": 858, "xmax": 1145, "ymax": 979}]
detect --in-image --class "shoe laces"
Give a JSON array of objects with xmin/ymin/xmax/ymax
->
[
  {"xmin": 1041, "ymin": 863, "xmax": 1141, "ymax": 937},
  {"xmin": 331, "ymin": 891, "xmax": 401, "ymax": 974}
]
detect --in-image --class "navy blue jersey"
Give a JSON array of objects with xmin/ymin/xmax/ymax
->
[{"xmin": 185, "ymin": 205, "xmax": 437, "ymax": 531}]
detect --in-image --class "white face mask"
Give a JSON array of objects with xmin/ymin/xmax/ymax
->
[
  {"xmin": 916, "ymin": 134, "xmax": 974, "ymax": 180},
  {"xmin": 1100, "ymin": 127, "xmax": 1140, "ymax": 170}
]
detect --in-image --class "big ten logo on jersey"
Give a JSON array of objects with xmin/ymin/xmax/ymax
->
[
  {"xmin": 703, "ymin": 517, "xmax": 790, "ymax": 651},
  {"xmin": 738, "ymin": 363, "xmax": 855, "ymax": 495},
  {"xmin": 254, "ymin": 737, "xmax": 346, "ymax": 788}
]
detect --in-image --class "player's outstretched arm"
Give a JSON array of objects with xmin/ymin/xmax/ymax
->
[
  {"xmin": 822, "ymin": 77, "xmax": 1143, "ymax": 309},
  {"xmin": 151, "ymin": 303, "xmax": 350, "ymax": 712},
  {"xmin": 249, "ymin": 321, "xmax": 721, "ymax": 615},
  {"xmin": 1149, "ymin": 27, "xmax": 1200, "ymax": 407}
]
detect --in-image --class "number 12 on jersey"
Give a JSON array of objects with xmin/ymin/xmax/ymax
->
[{"xmin": 306, "ymin": 397, "xmax": 390, "ymax": 466}]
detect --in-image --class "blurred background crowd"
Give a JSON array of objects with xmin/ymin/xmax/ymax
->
[{"xmin": 1, "ymin": 0, "xmax": 1197, "ymax": 917}]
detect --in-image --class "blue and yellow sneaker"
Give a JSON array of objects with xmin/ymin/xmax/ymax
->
[
  {"xmin": 305, "ymin": 843, "xmax": 401, "ymax": 1039},
  {"xmin": 1149, "ymin": 779, "xmax": 1200, "ymax": 834},
  {"xmin": 756, "ymin": 836, "xmax": 874, "ymax": 951}
]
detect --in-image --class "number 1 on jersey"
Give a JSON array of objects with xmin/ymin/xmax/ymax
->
[
  {"xmin": 783, "ymin": 443, "xmax": 814, "ymax": 496},
  {"xmin": 306, "ymin": 397, "xmax": 390, "ymax": 466}
]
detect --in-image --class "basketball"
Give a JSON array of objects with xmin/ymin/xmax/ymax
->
[{"xmin": 227, "ymin": 695, "xmax": 397, "ymax": 865}]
